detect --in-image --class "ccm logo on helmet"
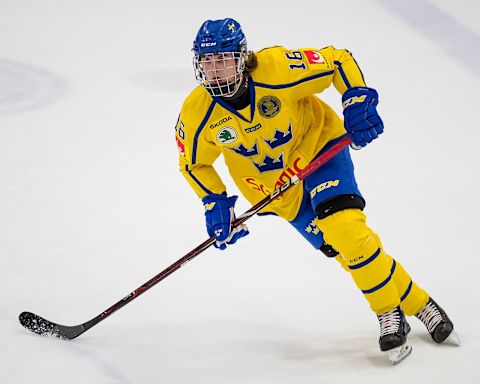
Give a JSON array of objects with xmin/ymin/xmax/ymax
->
[{"xmin": 201, "ymin": 42, "xmax": 217, "ymax": 47}]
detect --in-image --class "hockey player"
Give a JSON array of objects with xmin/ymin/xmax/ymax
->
[{"xmin": 175, "ymin": 18, "xmax": 459, "ymax": 364}]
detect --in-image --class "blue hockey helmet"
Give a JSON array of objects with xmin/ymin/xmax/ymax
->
[
  {"xmin": 193, "ymin": 18, "xmax": 247, "ymax": 55},
  {"xmin": 192, "ymin": 18, "xmax": 248, "ymax": 97}
]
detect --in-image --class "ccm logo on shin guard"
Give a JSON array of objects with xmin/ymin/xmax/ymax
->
[
  {"xmin": 350, "ymin": 255, "xmax": 365, "ymax": 264},
  {"xmin": 310, "ymin": 180, "xmax": 340, "ymax": 199}
]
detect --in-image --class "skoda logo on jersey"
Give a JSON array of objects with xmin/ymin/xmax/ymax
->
[
  {"xmin": 258, "ymin": 96, "xmax": 281, "ymax": 118},
  {"xmin": 210, "ymin": 115, "xmax": 232, "ymax": 129},
  {"xmin": 217, "ymin": 126, "xmax": 238, "ymax": 144}
]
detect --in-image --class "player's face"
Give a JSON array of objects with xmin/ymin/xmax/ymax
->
[
  {"xmin": 200, "ymin": 53, "xmax": 237, "ymax": 85},
  {"xmin": 193, "ymin": 50, "xmax": 245, "ymax": 97}
]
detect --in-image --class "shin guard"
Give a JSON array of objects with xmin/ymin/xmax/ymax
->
[{"xmin": 315, "ymin": 209, "xmax": 400, "ymax": 314}]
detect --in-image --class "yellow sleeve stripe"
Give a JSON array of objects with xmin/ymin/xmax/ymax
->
[
  {"xmin": 192, "ymin": 101, "xmax": 216, "ymax": 164},
  {"xmin": 350, "ymin": 55, "xmax": 366, "ymax": 84},
  {"xmin": 185, "ymin": 164, "xmax": 213, "ymax": 195},
  {"xmin": 334, "ymin": 59, "xmax": 365, "ymax": 89},
  {"xmin": 334, "ymin": 60, "xmax": 353, "ymax": 89},
  {"xmin": 334, "ymin": 53, "xmax": 366, "ymax": 89}
]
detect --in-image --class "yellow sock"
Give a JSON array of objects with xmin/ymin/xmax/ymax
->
[
  {"xmin": 316, "ymin": 209, "xmax": 399, "ymax": 314},
  {"xmin": 387, "ymin": 254, "xmax": 429, "ymax": 315},
  {"xmin": 321, "ymin": 209, "xmax": 429, "ymax": 315}
]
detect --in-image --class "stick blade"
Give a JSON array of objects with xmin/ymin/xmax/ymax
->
[{"xmin": 19, "ymin": 311, "xmax": 84, "ymax": 340}]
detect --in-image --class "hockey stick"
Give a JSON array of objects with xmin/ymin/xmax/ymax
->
[{"xmin": 19, "ymin": 136, "xmax": 352, "ymax": 340}]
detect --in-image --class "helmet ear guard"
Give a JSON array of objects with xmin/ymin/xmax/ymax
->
[{"xmin": 192, "ymin": 18, "xmax": 248, "ymax": 97}]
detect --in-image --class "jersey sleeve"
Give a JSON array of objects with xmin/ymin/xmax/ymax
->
[
  {"xmin": 321, "ymin": 45, "xmax": 366, "ymax": 94},
  {"xmin": 175, "ymin": 107, "xmax": 227, "ymax": 199},
  {"xmin": 253, "ymin": 45, "xmax": 367, "ymax": 99}
]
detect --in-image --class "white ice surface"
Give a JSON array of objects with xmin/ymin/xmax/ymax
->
[{"xmin": 1, "ymin": 0, "xmax": 479, "ymax": 383}]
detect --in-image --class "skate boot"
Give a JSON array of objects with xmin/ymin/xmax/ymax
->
[
  {"xmin": 415, "ymin": 298, "xmax": 460, "ymax": 346},
  {"xmin": 377, "ymin": 306, "xmax": 412, "ymax": 364}
]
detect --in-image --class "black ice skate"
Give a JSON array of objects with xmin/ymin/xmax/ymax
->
[
  {"xmin": 415, "ymin": 298, "xmax": 460, "ymax": 346},
  {"xmin": 377, "ymin": 306, "xmax": 412, "ymax": 364}
]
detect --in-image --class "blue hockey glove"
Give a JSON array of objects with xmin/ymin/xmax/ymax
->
[
  {"xmin": 202, "ymin": 193, "xmax": 249, "ymax": 250},
  {"xmin": 342, "ymin": 86, "xmax": 384, "ymax": 148}
]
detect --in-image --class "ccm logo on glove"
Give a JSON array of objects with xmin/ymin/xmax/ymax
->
[
  {"xmin": 342, "ymin": 95, "xmax": 367, "ymax": 108},
  {"xmin": 342, "ymin": 86, "xmax": 384, "ymax": 149}
]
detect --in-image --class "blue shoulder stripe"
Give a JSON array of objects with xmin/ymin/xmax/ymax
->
[
  {"xmin": 254, "ymin": 71, "xmax": 334, "ymax": 89},
  {"xmin": 185, "ymin": 165, "xmax": 213, "ymax": 195},
  {"xmin": 192, "ymin": 101, "xmax": 217, "ymax": 165}
]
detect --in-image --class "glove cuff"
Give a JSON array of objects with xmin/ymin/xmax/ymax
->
[
  {"xmin": 202, "ymin": 193, "xmax": 238, "ymax": 211},
  {"xmin": 202, "ymin": 192, "xmax": 228, "ymax": 205}
]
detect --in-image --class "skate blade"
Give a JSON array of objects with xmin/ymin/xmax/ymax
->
[
  {"xmin": 444, "ymin": 331, "xmax": 461, "ymax": 346},
  {"xmin": 387, "ymin": 343, "xmax": 412, "ymax": 365}
]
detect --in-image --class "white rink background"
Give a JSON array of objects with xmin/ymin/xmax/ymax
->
[{"xmin": 1, "ymin": 0, "xmax": 479, "ymax": 383}]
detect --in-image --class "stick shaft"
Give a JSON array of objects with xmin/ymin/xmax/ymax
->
[
  {"xmin": 91, "ymin": 136, "xmax": 351, "ymax": 328},
  {"xmin": 23, "ymin": 136, "xmax": 351, "ymax": 338}
]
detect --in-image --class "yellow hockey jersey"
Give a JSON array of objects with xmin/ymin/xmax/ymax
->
[{"xmin": 176, "ymin": 46, "xmax": 366, "ymax": 221}]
